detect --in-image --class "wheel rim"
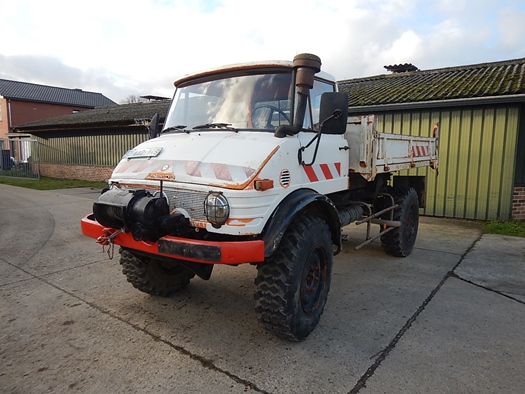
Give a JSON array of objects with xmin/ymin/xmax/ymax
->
[{"xmin": 300, "ymin": 246, "xmax": 327, "ymax": 314}]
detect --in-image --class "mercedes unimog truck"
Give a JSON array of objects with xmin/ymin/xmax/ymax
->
[{"xmin": 81, "ymin": 53, "xmax": 438, "ymax": 340}]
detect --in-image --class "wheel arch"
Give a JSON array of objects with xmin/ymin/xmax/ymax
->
[{"xmin": 261, "ymin": 188, "xmax": 342, "ymax": 258}]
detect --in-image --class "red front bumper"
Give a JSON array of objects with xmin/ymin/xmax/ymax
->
[{"xmin": 80, "ymin": 214, "xmax": 265, "ymax": 265}]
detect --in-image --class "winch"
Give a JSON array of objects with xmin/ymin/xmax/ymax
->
[{"xmin": 93, "ymin": 187, "xmax": 187, "ymax": 242}]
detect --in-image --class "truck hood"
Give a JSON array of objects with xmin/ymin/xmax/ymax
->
[{"xmin": 112, "ymin": 131, "xmax": 280, "ymax": 189}]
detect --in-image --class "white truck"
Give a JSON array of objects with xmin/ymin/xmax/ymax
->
[{"xmin": 81, "ymin": 54, "xmax": 438, "ymax": 341}]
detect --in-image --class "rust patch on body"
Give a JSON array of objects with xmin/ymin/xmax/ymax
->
[{"xmin": 146, "ymin": 172, "xmax": 175, "ymax": 180}]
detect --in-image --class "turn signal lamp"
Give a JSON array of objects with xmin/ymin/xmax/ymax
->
[{"xmin": 254, "ymin": 179, "xmax": 274, "ymax": 191}]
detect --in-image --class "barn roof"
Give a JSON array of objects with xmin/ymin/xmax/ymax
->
[
  {"xmin": 13, "ymin": 57, "xmax": 525, "ymax": 133},
  {"xmin": 14, "ymin": 100, "xmax": 170, "ymax": 133},
  {"xmin": 338, "ymin": 57, "xmax": 525, "ymax": 111},
  {"xmin": 0, "ymin": 79, "xmax": 117, "ymax": 108}
]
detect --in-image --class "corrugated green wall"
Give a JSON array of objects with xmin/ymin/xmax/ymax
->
[
  {"xmin": 35, "ymin": 129, "xmax": 148, "ymax": 167},
  {"xmin": 515, "ymin": 104, "xmax": 525, "ymax": 186},
  {"xmin": 377, "ymin": 106, "xmax": 520, "ymax": 220},
  {"xmin": 31, "ymin": 110, "xmax": 520, "ymax": 220}
]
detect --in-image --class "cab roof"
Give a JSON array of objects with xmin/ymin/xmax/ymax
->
[{"xmin": 174, "ymin": 60, "xmax": 335, "ymax": 87}]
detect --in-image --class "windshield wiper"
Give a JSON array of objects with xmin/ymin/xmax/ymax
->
[
  {"xmin": 162, "ymin": 125, "xmax": 187, "ymax": 133},
  {"xmin": 192, "ymin": 123, "xmax": 237, "ymax": 131}
]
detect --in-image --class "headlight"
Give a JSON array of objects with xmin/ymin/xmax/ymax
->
[{"xmin": 204, "ymin": 192, "xmax": 230, "ymax": 227}]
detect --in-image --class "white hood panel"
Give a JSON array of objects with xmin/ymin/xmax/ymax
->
[{"xmin": 112, "ymin": 131, "xmax": 279, "ymax": 188}]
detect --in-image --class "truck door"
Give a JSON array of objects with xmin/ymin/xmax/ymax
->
[{"xmin": 297, "ymin": 80, "xmax": 349, "ymax": 194}]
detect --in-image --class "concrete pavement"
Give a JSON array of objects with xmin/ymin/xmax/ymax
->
[{"xmin": 0, "ymin": 184, "xmax": 524, "ymax": 393}]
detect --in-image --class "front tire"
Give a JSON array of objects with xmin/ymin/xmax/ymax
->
[
  {"xmin": 254, "ymin": 216, "xmax": 333, "ymax": 341},
  {"xmin": 120, "ymin": 249, "xmax": 195, "ymax": 296},
  {"xmin": 380, "ymin": 187, "xmax": 419, "ymax": 257}
]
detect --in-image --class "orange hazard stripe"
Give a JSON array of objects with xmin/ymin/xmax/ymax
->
[
  {"xmin": 412, "ymin": 146, "xmax": 429, "ymax": 157},
  {"xmin": 303, "ymin": 165, "xmax": 318, "ymax": 182},
  {"xmin": 303, "ymin": 162, "xmax": 341, "ymax": 182},
  {"xmin": 320, "ymin": 163, "xmax": 333, "ymax": 180}
]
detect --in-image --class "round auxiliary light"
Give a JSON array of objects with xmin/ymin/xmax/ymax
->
[{"xmin": 204, "ymin": 192, "xmax": 230, "ymax": 227}]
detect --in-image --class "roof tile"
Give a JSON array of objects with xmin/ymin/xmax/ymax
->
[
  {"xmin": 0, "ymin": 79, "xmax": 116, "ymax": 107},
  {"xmin": 338, "ymin": 58, "xmax": 525, "ymax": 107},
  {"xmin": 15, "ymin": 100, "xmax": 170, "ymax": 132}
]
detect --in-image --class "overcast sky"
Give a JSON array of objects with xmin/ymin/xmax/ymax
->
[{"xmin": 1, "ymin": 0, "xmax": 524, "ymax": 103}]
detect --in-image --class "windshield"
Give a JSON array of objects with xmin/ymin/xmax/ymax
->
[{"xmin": 164, "ymin": 72, "xmax": 293, "ymax": 131}]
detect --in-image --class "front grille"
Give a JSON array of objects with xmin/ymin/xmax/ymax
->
[{"xmin": 163, "ymin": 188, "xmax": 208, "ymax": 221}]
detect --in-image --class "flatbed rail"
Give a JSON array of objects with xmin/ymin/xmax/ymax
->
[{"xmin": 345, "ymin": 115, "xmax": 439, "ymax": 181}]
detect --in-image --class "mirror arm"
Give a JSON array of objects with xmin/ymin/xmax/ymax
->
[
  {"xmin": 298, "ymin": 130, "xmax": 322, "ymax": 166},
  {"xmin": 297, "ymin": 109, "xmax": 343, "ymax": 166}
]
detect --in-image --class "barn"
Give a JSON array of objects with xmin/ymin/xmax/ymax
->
[{"xmin": 339, "ymin": 58, "xmax": 525, "ymax": 221}]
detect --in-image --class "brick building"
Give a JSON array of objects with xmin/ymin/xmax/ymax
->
[{"xmin": 0, "ymin": 79, "xmax": 116, "ymax": 139}]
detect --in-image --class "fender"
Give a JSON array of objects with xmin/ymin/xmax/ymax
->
[{"xmin": 261, "ymin": 188, "xmax": 342, "ymax": 258}]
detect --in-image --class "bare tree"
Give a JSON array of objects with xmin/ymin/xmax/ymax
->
[{"xmin": 121, "ymin": 95, "xmax": 147, "ymax": 104}]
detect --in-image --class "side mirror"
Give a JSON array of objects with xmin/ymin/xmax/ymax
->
[
  {"xmin": 148, "ymin": 113, "xmax": 160, "ymax": 139},
  {"xmin": 319, "ymin": 92, "xmax": 348, "ymax": 135}
]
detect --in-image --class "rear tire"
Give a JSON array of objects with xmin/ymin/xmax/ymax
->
[
  {"xmin": 380, "ymin": 187, "xmax": 419, "ymax": 257},
  {"xmin": 254, "ymin": 216, "xmax": 333, "ymax": 341},
  {"xmin": 120, "ymin": 249, "xmax": 195, "ymax": 296}
]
